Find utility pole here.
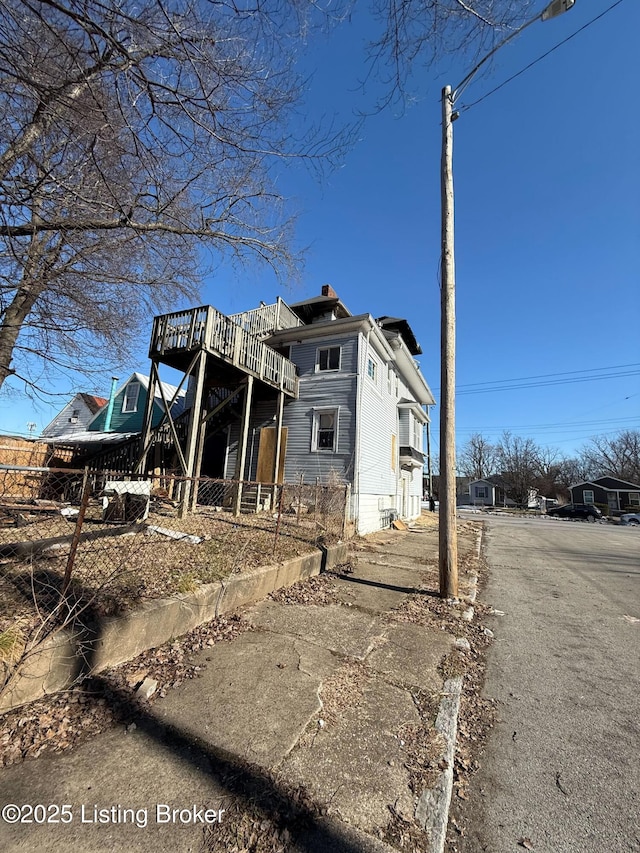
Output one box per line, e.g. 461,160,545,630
439,84,458,598
436,0,576,599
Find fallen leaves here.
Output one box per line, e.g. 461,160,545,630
0,614,249,767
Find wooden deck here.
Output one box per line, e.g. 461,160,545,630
149,305,299,398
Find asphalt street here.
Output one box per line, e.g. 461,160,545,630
455,514,640,853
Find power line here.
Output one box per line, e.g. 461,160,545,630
432,362,640,395
457,369,640,395
454,362,640,390
455,416,639,434
460,0,628,113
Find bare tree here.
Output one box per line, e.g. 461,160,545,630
0,0,350,395
580,430,640,484
495,431,541,507
458,432,496,480
367,0,538,105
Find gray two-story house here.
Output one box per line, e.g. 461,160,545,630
143,286,435,534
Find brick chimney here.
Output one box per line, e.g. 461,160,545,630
321,284,337,298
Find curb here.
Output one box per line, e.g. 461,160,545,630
415,675,464,853
416,521,484,851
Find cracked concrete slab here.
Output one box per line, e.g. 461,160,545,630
280,675,419,835
155,630,339,767
0,724,225,853
367,621,453,692
331,562,427,614
246,601,382,660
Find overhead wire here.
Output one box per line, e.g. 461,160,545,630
431,362,640,396
459,0,628,113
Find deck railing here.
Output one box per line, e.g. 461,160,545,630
229,296,301,339
150,306,298,397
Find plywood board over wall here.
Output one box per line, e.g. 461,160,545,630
256,427,288,484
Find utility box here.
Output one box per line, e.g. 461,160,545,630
102,480,151,523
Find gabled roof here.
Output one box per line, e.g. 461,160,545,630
570,476,640,491
78,393,108,414
41,391,108,436
131,372,187,415
85,372,187,429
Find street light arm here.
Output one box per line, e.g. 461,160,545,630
452,12,542,102
452,0,576,102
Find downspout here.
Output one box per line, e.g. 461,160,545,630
426,405,433,500
103,376,119,432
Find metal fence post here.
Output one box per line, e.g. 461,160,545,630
60,467,91,598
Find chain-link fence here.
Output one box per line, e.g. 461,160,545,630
0,466,351,681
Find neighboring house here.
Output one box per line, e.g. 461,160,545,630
41,393,108,439
467,477,539,509
570,476,640,513
467,478,512,507
143,287,435,534
87,372,187,434
39,375,187,471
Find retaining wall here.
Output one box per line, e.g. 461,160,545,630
0,543,350,713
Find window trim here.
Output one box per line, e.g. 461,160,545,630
367,356,378,383
583,489,595,504
316,346,341,373
628,492,640,506
311,407,339,452
122,382,140,414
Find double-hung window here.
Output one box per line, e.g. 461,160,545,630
367,357,377,382
312,408,338,452
122,382,140,413
583,490,595,504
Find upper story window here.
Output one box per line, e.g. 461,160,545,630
367,357,377,382
317,346,341,372
414,418,422,449
122,382,140,413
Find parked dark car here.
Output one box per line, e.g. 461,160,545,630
547,503,602,522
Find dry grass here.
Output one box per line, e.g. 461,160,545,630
0,506,345,621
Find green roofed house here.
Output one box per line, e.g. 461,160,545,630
87,372,187,434
38,373,187,471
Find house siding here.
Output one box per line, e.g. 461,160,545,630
90,389,162,433
225,336,357,484
469,480,495,506
42,396,101,439
357,335,424,533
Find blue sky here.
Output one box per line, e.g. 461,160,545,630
1,0,638,462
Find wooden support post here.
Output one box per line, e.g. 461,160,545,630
180,350,207,518
137,363,158,475
234,375,254,516
190,409,208,512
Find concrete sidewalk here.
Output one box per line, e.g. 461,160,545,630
0,516,481,853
